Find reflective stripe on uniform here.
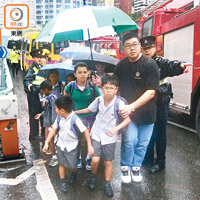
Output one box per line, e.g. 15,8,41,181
159,78,168,86
32,66,45,85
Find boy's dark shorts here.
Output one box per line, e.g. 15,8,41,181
92,139,116,161
56,145,79,169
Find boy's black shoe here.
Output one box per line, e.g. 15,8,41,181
104,182,114,198
69,172,77,185
88,173,96,190
60,182,68,193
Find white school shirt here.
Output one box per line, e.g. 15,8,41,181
88,95,125,145
53,112,87,152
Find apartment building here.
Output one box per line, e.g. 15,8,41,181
134,0,153,13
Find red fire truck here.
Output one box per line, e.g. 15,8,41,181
91,36,126,60
138,0,200,136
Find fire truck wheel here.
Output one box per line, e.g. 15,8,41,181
195,98,200,140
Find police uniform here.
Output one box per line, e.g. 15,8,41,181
10,48,20,78
23,49,45,139
140,36,185,173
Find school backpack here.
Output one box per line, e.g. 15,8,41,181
56,114,89,138
96,96,128,133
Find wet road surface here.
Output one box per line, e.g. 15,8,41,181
0,70,200,200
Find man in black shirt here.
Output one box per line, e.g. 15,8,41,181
114,33,160,183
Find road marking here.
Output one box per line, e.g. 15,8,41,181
0,159,58,200
34,160,58,200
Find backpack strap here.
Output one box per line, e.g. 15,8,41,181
114,96,128,124
70,114,90,138
57,116,61,130
69,81,76,95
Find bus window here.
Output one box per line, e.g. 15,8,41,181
142,17,153,37
96,42,100,52
32,39,36,51
25,39,30,56
38,42,51,52
7,39,21,50
54,41,69,54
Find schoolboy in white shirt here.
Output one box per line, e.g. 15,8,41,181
75,75,130,197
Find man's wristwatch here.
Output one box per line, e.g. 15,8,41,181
131,104,135,112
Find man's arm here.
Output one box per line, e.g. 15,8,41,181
156,56,192,79
120,90,156,118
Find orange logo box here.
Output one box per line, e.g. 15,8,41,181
4,4,29,29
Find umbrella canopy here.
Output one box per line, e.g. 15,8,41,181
60,45,96,59
72,51,119,66
37,62,75,82
36,6,139,43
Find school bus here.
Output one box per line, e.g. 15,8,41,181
21,31,69,71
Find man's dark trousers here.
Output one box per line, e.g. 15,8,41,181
145,103,169,165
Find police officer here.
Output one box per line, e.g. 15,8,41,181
10,45,20,78
140,36,192,173
24,49,45,140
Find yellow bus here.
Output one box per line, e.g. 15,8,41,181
21,31,69,71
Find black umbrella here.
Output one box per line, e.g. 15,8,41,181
72,51,119,68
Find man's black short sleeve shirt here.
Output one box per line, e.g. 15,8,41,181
114,55,160,125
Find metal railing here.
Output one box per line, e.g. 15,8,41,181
0,59,6,91
0,58,13,95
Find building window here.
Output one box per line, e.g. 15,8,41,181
65,0,70,3
45,10,48,14
56,0,61,2
56,10,60,14
45,0,48,2
45,16,48,19
36,11,41,14
36,21,42,24
56,5,61,8
45,5,48,8
36,5,42,9
49,0,53,2
36,0,41,3
65,5,71,8
36,16,42,19
49,5,53,8
49,10,54,13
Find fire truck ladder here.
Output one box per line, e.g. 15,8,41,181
141,0,173,16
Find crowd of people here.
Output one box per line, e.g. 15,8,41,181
22,32,191,198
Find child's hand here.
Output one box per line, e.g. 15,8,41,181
42,99,47,107
88,146,94,157
43,142,49,152
35,113,42,120
106,127,118,137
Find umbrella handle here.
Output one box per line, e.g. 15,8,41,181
87,28,94,62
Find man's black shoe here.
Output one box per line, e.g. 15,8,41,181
69,172,77,185
104,182,114,198
88,173,96,190
149,164,165,174
60,182,68,193
142,159,154,167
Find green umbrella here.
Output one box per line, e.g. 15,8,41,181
36,6,139,43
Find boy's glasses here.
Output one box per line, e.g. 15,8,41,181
103,87,117,91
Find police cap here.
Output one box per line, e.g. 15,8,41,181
140,36,156,48
30,49,42,58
